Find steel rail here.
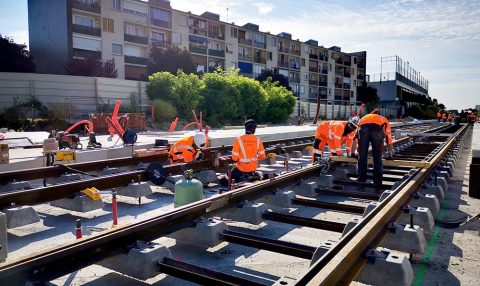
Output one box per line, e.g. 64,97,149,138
296,123,468,286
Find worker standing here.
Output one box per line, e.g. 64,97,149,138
231,119,266,182
169,132,207,163
312,117,359,162
448,113,453,123
436,110,442,122
351,114,393,187
442,113,447,123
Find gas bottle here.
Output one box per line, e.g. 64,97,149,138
174,169,204,208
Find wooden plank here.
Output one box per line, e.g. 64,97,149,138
329,156,431,168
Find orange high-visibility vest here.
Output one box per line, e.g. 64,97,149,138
314,121,354,156
232,134,266,172
169,135,197,163
358,114,393,145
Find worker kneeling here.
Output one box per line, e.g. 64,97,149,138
312,117,359,162
231,119,266,183
352,113,393,187
169,132,207,163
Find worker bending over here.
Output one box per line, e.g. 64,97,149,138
352,113,393,187
312,117,359,163
169,132,207,163
231,119,266,182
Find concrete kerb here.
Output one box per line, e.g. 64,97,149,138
420,184,444,200
3,206,41,229
355,249,414,286
222,201,267,225
0,212,7,262
100,241,172,281
116,181,152,199
288,181,318,197
169,218,227,248
380,223,427,254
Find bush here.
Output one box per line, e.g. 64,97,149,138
261,80,296,123
405,104,436,119
200,71,240,124
171,70,203,119
152,99,177,122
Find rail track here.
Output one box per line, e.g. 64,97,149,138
0,122,468,285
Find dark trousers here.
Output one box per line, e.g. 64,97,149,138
231,167,257,183
357,124,384,185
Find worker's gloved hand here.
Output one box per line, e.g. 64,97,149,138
386,144,394,160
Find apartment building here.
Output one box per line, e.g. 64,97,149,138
28,0,366,103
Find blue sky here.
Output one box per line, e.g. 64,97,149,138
1,0,479,110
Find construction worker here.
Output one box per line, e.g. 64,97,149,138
169,132,207,163
436,110,442,122
448,113,453,123
312,117,359,162
442,113,447,123
231,119,266,182
351,113,393,187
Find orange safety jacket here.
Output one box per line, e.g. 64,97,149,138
358,114,393,145
436,112,441,118
232,134,266,172
442,114,447,120
169,135,197,163
314,121,355,156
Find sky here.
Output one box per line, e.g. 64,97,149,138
0,0,479,110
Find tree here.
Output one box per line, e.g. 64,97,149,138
148,45,196,75
357,85,379,112
261,79,296,123
255,68,291,91
0,34,35,72
65,56,118,78
227,68,266,121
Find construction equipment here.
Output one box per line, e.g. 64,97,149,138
52,120,101,150
106,100,138,145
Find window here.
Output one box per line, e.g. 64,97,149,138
354,57,357,64
124,25,139,36
291,44,296,51
199,20,207,29
328,88,332,95
300,85,305,94
351,91,355,98
353,80,357,86
151,8,171,22
226,43,233,53
303,74,308,81
254,33,265,43
74,15,94,27
179,15,188,26
172,32,181,44
112,43,122,55
301,58,305,66
329,64,332,71
103,18,114,32
230,62,237,68
112,0,121,11
271,37,276,47
267,51,272,61
151,31,164,42
231,27,237,38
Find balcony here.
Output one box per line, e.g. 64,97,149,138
277,61,289,68
123,9,148,25
309,80,319,86
344,73,351,77
253,41,266,49
238,54,253,61
238,38,252,46
254,56,266,64
320,69,328,74
124,34,148,45
357,74,364,80
309,66,318,72
209,49,225,58
72,0,100,14
151,40,171,48
290,49,301,56
125,55,148,65
335,58,344,65
319,55,328,61
72,24,101,37
150,18,171,29
278,46,289,53
335,83,343,89
319,81,328,87
208,31,224,40
343,83,351,89
189,44,207,55
289,78,300,83
73,48,101,59
290,63,300,70
309,54,318,60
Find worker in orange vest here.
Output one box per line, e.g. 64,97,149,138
169,132,207,163
442,113,447,123
436,111,442,122
312,117,359,162
351,113,393,186
231,119,266,182
447,113,453,123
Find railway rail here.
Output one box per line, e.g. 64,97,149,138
0,122,468,285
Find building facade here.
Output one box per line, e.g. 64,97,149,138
28,0,367,103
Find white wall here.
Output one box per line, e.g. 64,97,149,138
0,72,148,120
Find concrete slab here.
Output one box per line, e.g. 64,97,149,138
51,195,103,212
3,206,41,229
116,182,152,199
0,212,7,262
169,218,227,248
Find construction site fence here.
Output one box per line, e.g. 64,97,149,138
293,99,400,120
0,72,148,122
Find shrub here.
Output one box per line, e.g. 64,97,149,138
147,71,175,101
261,80,296,123
152,99,177,122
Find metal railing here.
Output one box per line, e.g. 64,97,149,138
278,46,289,53
150,18,171,29
253,41,266,49
254,57,266,64
309,80,319,86
72,24,101,37
208,49,225,58
124,55,148,65
72,0,100,13
277,61,289,68
124,34,148,45
189,45,207,55
238,38,252,46
73,48,101,59
238,54,253,61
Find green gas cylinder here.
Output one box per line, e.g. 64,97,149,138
174,170,204,208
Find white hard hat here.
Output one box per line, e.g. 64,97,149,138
193,132,206,148
349,116,360,128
